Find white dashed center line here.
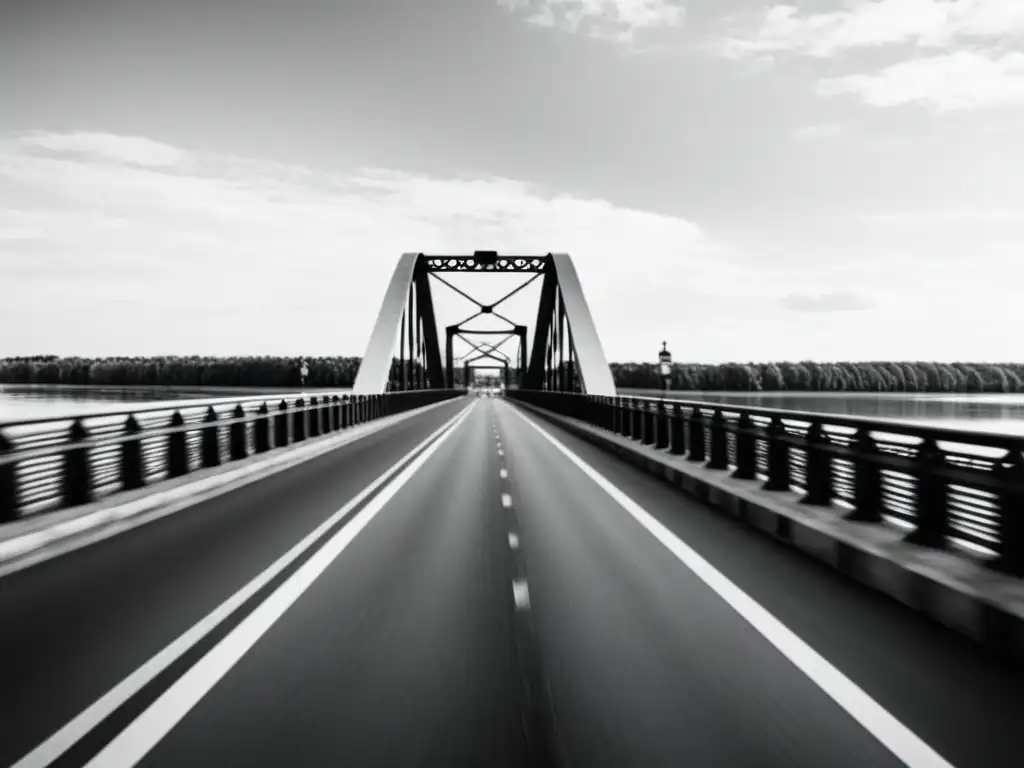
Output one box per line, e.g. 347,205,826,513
501,493,512,508
499,468,508,479
498,449,505,457
512,579,530,609
508,533,519,550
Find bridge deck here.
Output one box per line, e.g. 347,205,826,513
2,398,1022,767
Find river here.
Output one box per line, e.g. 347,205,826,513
3,385,1024,436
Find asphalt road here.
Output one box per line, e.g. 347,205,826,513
2,396,1023,767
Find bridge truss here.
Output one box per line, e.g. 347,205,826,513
352,252,615,396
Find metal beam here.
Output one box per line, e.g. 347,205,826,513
353,253,418,394
549,253,616,396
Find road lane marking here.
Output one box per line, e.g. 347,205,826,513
510,407,956,768
501,493,513,508
509,533,519,550
512,579,530,609
13,402,475,768
498,449,505,457
83,400,476,768
500,468,508,479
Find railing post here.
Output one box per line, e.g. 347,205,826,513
642,401,655,446
254,403,271,453
992,451,1024,576
631,399,642,441
762,417,790,491
655,401,669,450
63,419,92,508
0,430,18,522
308,397,321,438
670,403,685,455
167,411,189,478
275,401,290,447
293,399,307,442
687,408,705,463
202,407,221,468
331,396,341,431
848,430,883,522
732,413,757,480
606,397,616,431
230,404,248,461
616,397,627,436
120,415,145,491
801,421,832,505
341,396,351,429
904,438,948,549
707,409,729,470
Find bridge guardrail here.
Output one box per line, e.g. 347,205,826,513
0,389,464,522
506,390,1024,577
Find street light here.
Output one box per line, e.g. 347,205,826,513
658,341,672,393
299,359,309,389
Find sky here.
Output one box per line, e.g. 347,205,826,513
1,0,1022,365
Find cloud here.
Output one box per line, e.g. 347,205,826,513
0,130,726,359
497,0,685,44
818,50,1024,109
793,123,844,140
19,131,188,168
779,290,875,313
716,1,1024,60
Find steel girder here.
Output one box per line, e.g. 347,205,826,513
354,252,615,396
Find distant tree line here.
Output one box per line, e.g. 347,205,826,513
1,356,1022,393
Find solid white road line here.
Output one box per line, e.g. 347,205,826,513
13,403,475,768
84,401,475,768
501,493,513,509
512,579,530,609
509,407,955,768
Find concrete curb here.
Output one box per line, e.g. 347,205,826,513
0,398,464,576
513,400,1024,662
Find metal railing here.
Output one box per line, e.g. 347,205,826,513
507,390,1024,577
0,389,464,523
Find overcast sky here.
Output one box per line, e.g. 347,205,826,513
1,0,1022,364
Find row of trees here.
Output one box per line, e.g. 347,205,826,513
3,356,1024,393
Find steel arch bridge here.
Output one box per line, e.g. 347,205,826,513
352,252,615,397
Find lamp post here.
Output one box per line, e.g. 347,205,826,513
299,359,309,389
658,341,672,394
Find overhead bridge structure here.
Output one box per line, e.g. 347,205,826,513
351,252,616,396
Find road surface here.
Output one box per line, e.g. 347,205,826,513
2,396,1023,767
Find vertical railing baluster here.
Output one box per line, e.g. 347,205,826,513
687,408,705,463
308,397,321,438
905,437,948,548
801,421,832,505
63,419,92,508
167,411,188,478
707,409,729,470
848,430,883,522
762,417,790,491
642,401,655,446
0,430,16,522
202,407,220,468
670,403,685,455
655,401,669,450
121,415,145,491
275,401,289,447
254,403,271,453
230,404,248,461
341,396,351,429
293,398,307,442
993,451,1024,576
732,413,757,479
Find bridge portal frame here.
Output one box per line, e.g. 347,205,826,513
352,252,615,396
